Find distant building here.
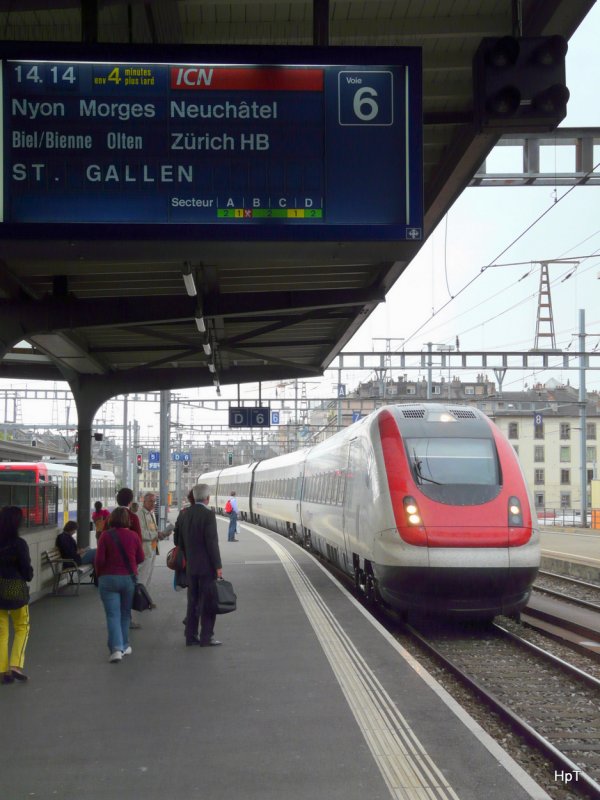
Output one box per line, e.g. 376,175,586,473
353,373,496,403
481,383,599,513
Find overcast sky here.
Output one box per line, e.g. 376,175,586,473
344,2,600,395
2,4,599,435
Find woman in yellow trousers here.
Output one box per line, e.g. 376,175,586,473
0,506,33,684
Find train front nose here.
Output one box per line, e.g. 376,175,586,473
375,543,539,618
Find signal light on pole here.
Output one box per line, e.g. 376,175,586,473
136,453,143,473
473,35,569,132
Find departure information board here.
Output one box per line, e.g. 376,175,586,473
0,43,422,241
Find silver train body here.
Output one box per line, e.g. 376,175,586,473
200,404,540,618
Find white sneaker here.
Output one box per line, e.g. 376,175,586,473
122,646,132,656
109,650,123,663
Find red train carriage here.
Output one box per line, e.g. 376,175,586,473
0,462,55,525
0,462,116,527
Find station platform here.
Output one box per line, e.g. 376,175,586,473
1,519,551,800
540,527,600,582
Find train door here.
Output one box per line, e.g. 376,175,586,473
62,472,69,526
248,461,261,523
342,439,361,556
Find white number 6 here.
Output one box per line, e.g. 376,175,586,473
353,86,379,121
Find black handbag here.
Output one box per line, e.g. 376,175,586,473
214,578,237,614
132,582,153,612
0,544,30,609
0,576,29,609
109,530,154,612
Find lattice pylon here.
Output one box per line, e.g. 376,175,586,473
533,262,557,350
14,394,22,426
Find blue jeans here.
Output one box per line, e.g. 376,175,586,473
81,548,96,565
98,575,134,653
228,511,238,540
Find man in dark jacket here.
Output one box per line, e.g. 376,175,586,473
174,483,223,647
56,521,96,569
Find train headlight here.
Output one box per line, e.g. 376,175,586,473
426,410,457,423
508,496,523,526
403,496,422,525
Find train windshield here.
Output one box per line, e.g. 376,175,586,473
0,469,37,483
406,438,499,486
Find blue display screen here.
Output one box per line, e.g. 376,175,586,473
0,44,422,241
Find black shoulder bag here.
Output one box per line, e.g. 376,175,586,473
0,545,29,609
108,530,154,612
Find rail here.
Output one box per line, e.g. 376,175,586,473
403,621,600,800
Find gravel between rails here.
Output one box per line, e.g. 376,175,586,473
394,618,600,800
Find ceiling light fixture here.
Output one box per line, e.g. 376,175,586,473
208,363,216,373
194,298,206,333
182,262,197,297
203,341,212,356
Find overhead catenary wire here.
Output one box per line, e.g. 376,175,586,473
410,253,599,346
443,212,453,298
399,160,600,350
404,241,599,351
452,253,600,341
413,246,600,349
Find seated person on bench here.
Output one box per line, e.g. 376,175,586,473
56,521,96,568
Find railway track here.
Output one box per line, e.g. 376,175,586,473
525,573,600,661
400,619,600,799
535,571,600,611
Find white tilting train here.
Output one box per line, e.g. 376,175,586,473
200,404,540,619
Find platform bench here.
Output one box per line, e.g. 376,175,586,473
41,547,94,596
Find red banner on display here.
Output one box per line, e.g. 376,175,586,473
170,66,324,91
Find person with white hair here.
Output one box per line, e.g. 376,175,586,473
174,483,223,647
133,491,171,622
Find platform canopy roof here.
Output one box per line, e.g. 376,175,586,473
0,0,594,404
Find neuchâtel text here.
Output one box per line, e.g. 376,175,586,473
11,98,277,123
